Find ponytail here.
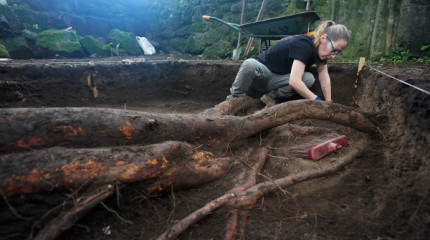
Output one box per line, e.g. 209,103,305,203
312,20,350,65
313,21,336,47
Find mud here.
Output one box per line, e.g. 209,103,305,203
0,57,429,240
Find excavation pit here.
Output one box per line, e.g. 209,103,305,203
0,58,429,240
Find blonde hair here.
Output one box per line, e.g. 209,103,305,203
313,21,350,47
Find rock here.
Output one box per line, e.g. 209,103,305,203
0,15,15,38
202,41,232,59
79,35,103,56
2,36,34,59
21,29,38,41
35,29,84,58
0,43,10,58
184,37,205,55
106,29,142,55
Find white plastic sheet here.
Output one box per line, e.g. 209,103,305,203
136,36,156,55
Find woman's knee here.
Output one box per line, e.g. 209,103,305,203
302,72,315,87
241,59,257,69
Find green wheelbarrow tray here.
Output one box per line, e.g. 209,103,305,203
202,11,320,40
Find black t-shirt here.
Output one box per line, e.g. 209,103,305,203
256,35,316,75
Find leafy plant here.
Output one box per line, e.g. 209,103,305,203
400,50,409,61
224,50,232,58
420,45,430,52
102,43,113,50
112,43,120,56
416,45,430,63
102,43,121,56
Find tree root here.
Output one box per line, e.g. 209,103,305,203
33,185,114,240
0,99,379,239
156,192,237,240
201,97,261,116
0,141,231,196
0,100,377,153
156,139,369,240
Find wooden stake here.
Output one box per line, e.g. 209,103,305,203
357,57,366,76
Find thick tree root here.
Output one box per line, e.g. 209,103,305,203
201,97,261,116
0,141,231,196
156,140,369,240
0,100,377,153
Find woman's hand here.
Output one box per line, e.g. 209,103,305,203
289,60,318,99
317,64,332,102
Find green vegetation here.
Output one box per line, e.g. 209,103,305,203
102,43,122,56
106,29,141,55
368,45,430,64
36,29,83,58
0,43,10,58
79,35,103,56
329,45,430,65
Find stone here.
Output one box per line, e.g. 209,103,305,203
35,29,84,58
0,42,10,57
106,29,142,55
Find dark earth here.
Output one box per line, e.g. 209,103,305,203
0,56,429,240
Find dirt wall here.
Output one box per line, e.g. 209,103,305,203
0,59,358,109
0,59,240,109
356,64,430,239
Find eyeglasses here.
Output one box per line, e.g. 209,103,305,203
326,34,342,55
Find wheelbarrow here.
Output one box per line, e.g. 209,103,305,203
202,11,320,52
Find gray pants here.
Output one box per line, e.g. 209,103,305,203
230,58,315,98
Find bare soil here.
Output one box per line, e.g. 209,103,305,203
0,57,429,240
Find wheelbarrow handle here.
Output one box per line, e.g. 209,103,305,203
202,15,251,37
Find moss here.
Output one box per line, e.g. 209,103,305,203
167,37,186,52
202,40,232,59
35,29,83,58
79,35,103,56
311,0,330,19
176,26,191,37
184,37,205,55
0,43,10,58
106,29,141,55
190,22,209,33
36,29,81,52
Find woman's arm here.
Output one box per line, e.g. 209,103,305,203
317,64,332,102
289,60,318,99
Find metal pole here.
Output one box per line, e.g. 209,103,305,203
243,0,268,58
305,0,311,11
232,0,246,59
